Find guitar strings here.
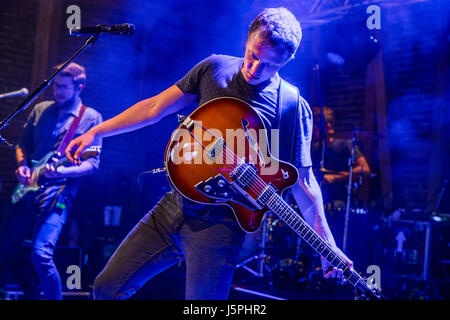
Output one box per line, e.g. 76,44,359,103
223,142,353,274
217,141,371,290
215,143,351,273
189,122,346,263
184,120,351,275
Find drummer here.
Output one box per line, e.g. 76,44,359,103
311,106,371,209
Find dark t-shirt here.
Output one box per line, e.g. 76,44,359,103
144,54,313,224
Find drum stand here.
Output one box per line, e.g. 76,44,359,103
232,217,290,300
235,217,274,288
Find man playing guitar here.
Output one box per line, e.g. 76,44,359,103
66,8,353,300
0,63,102,299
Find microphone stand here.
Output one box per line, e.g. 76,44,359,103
342,129,357,254
433,179,448,216
0,34,100,149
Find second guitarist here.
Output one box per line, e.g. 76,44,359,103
0,62,102,300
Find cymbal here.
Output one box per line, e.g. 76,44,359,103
333,131,385,140
319,167,378,178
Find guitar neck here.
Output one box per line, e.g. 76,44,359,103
266,193,365,288
34,157,68,178
53,157,70,168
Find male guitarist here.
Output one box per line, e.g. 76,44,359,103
0,62,102,299
66,8,353,299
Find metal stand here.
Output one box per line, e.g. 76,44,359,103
235,218,271,279
423,222,431,281
233,216,288,299
342,130,357,253
0,34,100,148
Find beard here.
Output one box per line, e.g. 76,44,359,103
55,94,77,110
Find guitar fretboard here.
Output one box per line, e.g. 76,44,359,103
265,192,364,287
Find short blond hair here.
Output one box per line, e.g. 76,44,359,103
248,7,302,60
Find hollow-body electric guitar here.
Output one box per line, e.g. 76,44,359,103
11,147,100,204
164,97,383,300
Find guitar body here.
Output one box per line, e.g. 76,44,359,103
164,97,298,232
11,152,56,203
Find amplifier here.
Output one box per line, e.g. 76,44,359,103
378,218,450,280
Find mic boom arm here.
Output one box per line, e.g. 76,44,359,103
1,23,135,148
0,35,99,148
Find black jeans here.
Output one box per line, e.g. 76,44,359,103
93,192,245,300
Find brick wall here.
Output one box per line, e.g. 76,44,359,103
382,1,448,210
0,0,39,204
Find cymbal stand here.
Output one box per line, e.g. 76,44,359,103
235,217,273,287
342,130,357,253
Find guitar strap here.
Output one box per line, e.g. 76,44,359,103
276,78,302,211
37,105,88,212
56,105,87,155
276,78,299,164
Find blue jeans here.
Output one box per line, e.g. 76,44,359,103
0,192,68,300
93,192,245,300
30,207,67,300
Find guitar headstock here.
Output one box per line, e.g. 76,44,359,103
354,281,385,300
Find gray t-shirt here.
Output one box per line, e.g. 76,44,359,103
148,54,313,224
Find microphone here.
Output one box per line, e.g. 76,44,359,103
70,23,135,36
0,88,29,100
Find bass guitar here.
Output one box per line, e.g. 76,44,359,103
164,97,383,300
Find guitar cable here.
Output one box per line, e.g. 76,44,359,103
137,166,166,191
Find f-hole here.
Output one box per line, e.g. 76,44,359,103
241,118,265,166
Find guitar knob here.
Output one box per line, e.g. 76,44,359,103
218,180,225,187
203,185,211,193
